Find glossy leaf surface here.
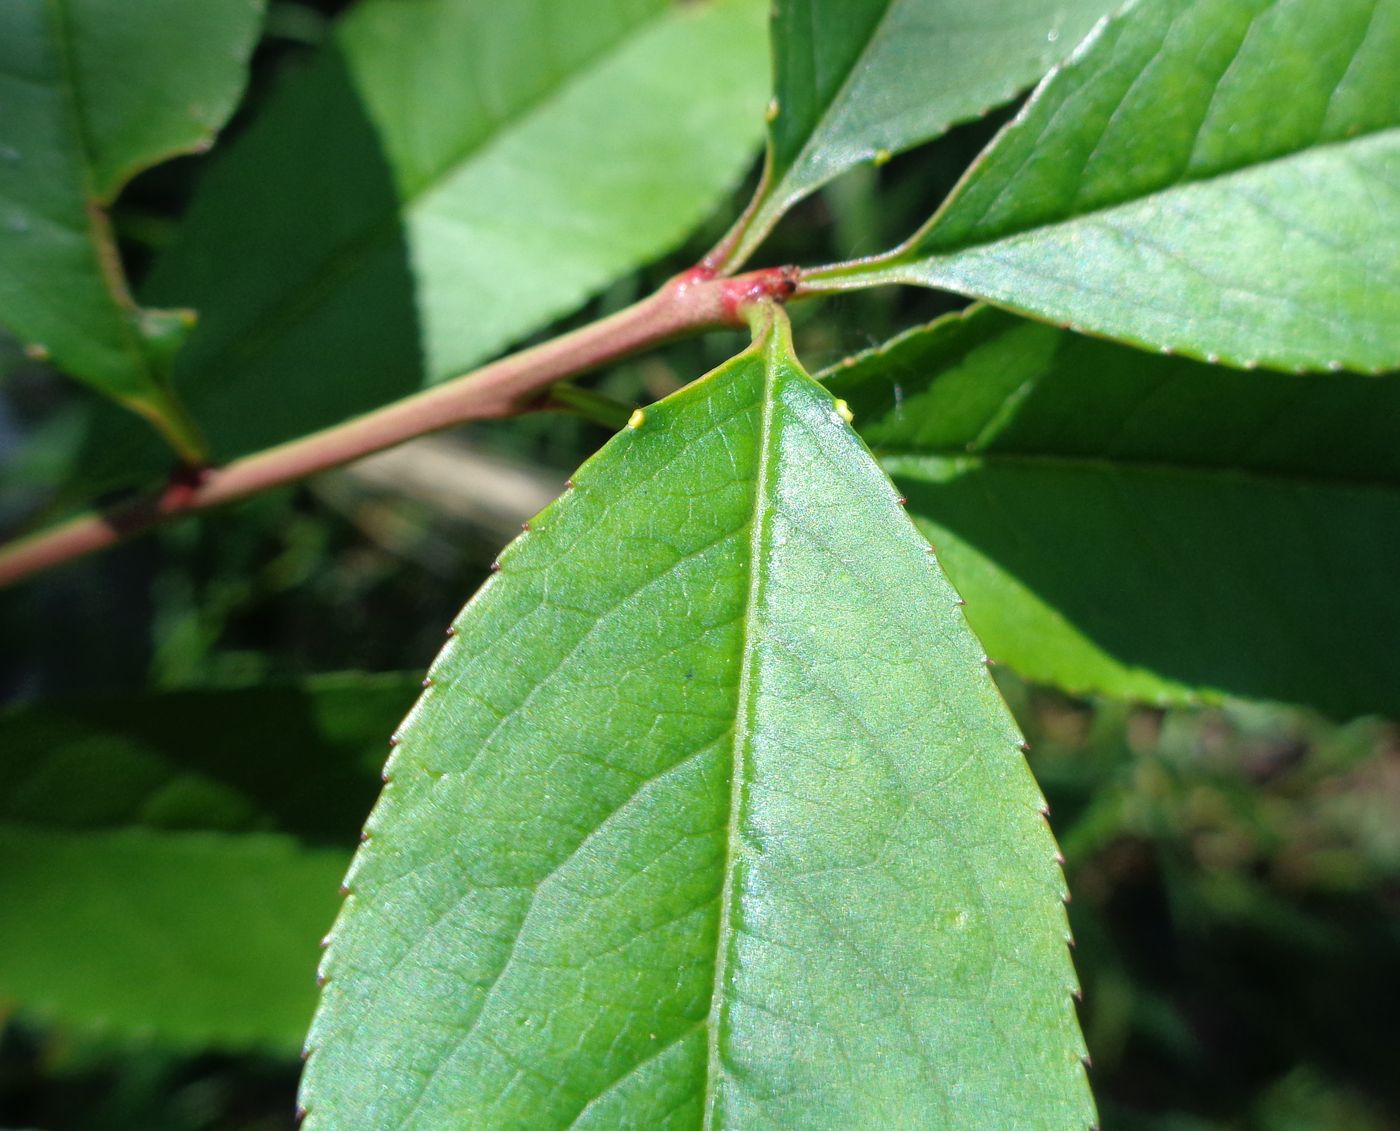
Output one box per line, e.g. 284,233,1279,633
728,0,1113,265
814,0,1400,373
81,0,769,487
827,305,1400,719
301,316,1090,1128
0,675,414,1050
0,0,263,455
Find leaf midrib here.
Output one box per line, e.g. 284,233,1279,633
702,330,779,1130
41,0,151,391
897,122,1400,276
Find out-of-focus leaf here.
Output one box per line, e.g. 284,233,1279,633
811,0,1400,374
0,674,415,1051
726,0,1113,265
80,0,768,490
827,304,1400,719
0,827,343,1052
0,0,265,457
300,313,1090,1129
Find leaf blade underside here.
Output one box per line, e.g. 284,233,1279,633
300,316,1090,1129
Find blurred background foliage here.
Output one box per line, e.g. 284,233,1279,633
1,2,1396,1129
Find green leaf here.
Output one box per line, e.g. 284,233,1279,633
826,304,1400,719
301,313,1090,1128
0,0,265,458
0,827,344,1053
725,0,1113,266
810,0,1400,374
79,0,768,488
0,674,416,1051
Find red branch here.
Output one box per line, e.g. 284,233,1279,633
0,264,801,587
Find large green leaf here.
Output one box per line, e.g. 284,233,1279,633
72,0,769,489
810,0,1400,374
0,674,415,1051
0,0,264,458
826,304,1400,719
725,0,1113,266
301,313,1090,1128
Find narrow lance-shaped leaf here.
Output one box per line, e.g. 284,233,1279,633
723,0,1113,267
809,0,1400,374
301,311,1091,1129
76,0,769,492
0,0,265,459
0,674,415,1051
826,304,1400,719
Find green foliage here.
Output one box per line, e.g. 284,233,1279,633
814,0,1400,373
0,676,415,1050
300,314,1090,1128
0,0,265,458
84,0,771,486
727,0,1113,264
2,0,1398,1127
826,304,1400,719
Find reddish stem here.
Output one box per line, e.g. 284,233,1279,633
0,265,801,587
